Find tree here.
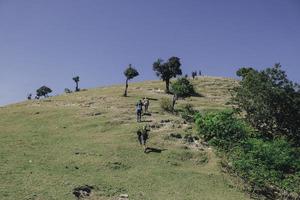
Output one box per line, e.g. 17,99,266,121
123,64,139,97
72,76,80,92
231,63,300,143
36,86,52,98
236,67,255,78
170,77,195,110
153,56,182,93
192,71,197,79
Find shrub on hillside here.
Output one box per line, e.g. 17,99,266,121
195,110,250,150
170,77,196,110
170,77,195,98
160,97,173,112
230,138,300,193
36,86,52,98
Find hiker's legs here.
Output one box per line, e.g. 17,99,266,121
139,111,142,122
137,111,140,122
145,105,148,113
137,110,142,122
138,135,142,145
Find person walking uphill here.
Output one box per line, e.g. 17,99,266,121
136,99,143,122
143,97,150,113
137,125,150,152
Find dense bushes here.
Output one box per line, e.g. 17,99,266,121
195,109,300,196
230,138,300,193
195,110,250,150
231,64,300,144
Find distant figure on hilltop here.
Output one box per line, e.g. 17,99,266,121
27,93,32,100
136,99,143,122
137,125,150,152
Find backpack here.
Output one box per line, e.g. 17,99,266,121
136,102,142,111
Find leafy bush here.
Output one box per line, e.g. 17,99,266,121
170,77,195,98
195,110,250,150
160,97,173,112
231,64,300,143
36,86,52,98
230,138,300,192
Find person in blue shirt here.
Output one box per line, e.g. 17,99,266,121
136,99,143,122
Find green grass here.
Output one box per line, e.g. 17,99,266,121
0,76,250,200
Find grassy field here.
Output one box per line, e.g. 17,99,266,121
0,76,250,200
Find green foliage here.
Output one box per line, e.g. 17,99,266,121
231,63,300,143
123,64,139,96
170,77,195,98
153,56,182,93
236,67,255,78
195,110,250,150
72,76,80,82
230,138,300,192
36,86,52,97
160,97,173,112
124,64,139,80
195,109,300,194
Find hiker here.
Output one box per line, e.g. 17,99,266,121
137,125,150,152
143,97,150,113
27,93,32,100
136,99,143,122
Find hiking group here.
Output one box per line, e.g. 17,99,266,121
136,97,150,123
135,97,151,152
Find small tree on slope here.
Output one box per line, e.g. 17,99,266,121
72,76,80,92
36,86,52,98
170,77,195,110
123,64,139,97
153,56,182,93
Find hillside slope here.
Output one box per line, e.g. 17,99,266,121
0,76,250,200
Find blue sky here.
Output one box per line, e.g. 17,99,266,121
0,0,299,106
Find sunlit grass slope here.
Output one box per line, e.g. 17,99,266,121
0,76,250,200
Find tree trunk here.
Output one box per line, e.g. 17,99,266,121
124,79,128,96
165,79,170,93
172,94,177,111
75,82,79,91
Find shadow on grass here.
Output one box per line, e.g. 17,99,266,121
141,120,153,123
144,147,167,154
192,92,204,97
148,97,158,101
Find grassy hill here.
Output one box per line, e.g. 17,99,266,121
0,76,251,200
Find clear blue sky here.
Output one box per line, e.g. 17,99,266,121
0,0,299,106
